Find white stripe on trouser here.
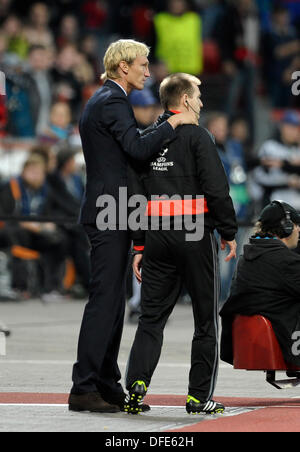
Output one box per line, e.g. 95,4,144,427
206,233,220,401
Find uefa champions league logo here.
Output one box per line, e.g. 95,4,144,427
0,71,6,96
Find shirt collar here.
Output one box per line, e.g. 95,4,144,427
108,79,127,97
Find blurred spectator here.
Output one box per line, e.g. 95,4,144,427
215,0,260,144
227,116,252,220
80,34,100,78
2,14,29,59
29,142,90,296
252,110,300,210
47,0,82,23
48,146,90,296
261,5,300,108
50,44,83,120
131,2,154,42
206,111,251,302
129,88,159,130
23,2,54,49
5,58,36,137
0,0,12,24
81,0,109,33
147,60,169,103
29,143,57,175
39,101,73,144
255,0,272,31
0,154,68,299
23,44,53,135
56,14,80,49
0,154,50,215
55,146,84,209
205,112,229,173
199,0,226,39
153,0,203,75
72,51,95,87
281,0,300,29
29,143,83,219
226,115,253,298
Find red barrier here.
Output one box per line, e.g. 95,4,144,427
233,315,300,371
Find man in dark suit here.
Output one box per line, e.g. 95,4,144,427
69,39,197,413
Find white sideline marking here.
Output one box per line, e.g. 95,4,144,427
0,403,298,409
0,404,68,407
0,404,181,409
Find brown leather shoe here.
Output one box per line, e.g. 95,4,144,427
68,392,120,413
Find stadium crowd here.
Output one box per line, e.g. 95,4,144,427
0,0,300,308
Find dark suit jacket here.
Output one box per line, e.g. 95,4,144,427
79,79,175,225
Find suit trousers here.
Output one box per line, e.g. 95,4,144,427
71,225,130,397
126,229,220,402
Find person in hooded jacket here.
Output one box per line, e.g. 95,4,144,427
220,200,300,369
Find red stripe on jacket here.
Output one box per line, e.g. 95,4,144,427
145,198,209,217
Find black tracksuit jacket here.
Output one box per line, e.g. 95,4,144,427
128,111,237,247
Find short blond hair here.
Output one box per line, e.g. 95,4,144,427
102,39,150,80
159,73,201,110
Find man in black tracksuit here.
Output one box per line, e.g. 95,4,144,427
125,73,238,415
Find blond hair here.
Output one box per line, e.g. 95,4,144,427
159,73,201,110
101,39,150,81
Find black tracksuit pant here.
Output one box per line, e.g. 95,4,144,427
71,225,131,397
126,229,220,402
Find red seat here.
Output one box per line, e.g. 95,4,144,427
233,315,300,371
